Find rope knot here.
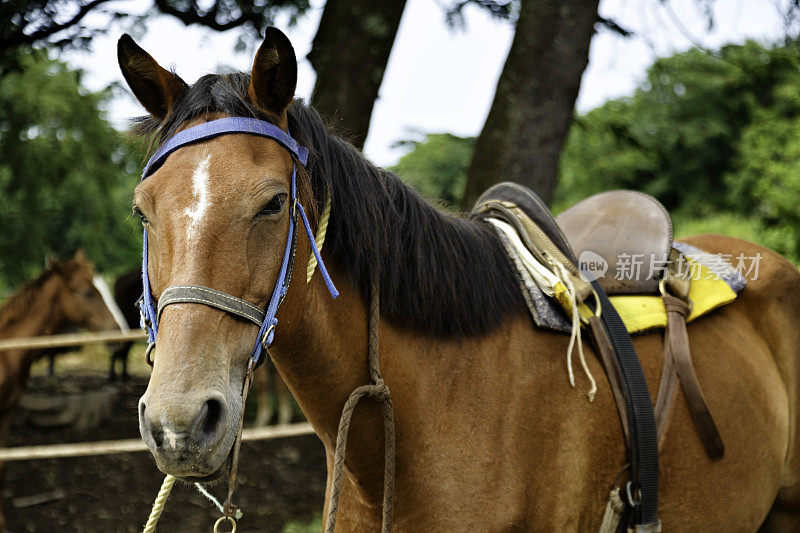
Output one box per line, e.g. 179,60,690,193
368,380,390,401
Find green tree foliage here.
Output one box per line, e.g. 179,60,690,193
724,104,800,259
0,0,311,71
0,51,141,289
556,40,800,260
393,40,800,260
390,133,474,210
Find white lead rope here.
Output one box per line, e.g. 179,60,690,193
551,259,597,402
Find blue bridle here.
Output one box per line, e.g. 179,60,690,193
138,117,338,366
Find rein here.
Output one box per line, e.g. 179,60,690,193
325,275,395,533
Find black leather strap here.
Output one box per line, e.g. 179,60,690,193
591,279,660,527
156,285,266,326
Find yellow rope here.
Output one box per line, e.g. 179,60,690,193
307,196,332,284
143,474,176,533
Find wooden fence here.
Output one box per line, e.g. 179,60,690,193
0,330,317,461
0,330,147,351
0,423,315,462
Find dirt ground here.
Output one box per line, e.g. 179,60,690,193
3,351,327,533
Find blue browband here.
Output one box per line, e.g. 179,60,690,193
138,117,338,365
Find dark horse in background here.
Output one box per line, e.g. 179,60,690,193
120,29,800,531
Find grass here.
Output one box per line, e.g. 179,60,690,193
29,341,150,379
282,514,322,533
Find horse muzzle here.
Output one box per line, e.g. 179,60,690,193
138,390,234,478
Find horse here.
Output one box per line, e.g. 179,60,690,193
0,250,118,529
42,270,133,380
107,268,144,381
105,265,294,418
119,29,800,531
45,264,293,419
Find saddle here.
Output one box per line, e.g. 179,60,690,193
472,183,730,532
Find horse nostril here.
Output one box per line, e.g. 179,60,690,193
139,399,164,448
197,396,225,441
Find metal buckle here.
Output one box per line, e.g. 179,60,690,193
658,278,669,297
261,324,275,349
144,342,156,367
626,481,641,507
659,278,693,313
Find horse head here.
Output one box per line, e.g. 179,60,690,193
119,29,316,481
50,250,119,332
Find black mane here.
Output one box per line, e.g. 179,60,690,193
136,73,526,338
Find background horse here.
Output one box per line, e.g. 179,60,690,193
43,269,134,381
120,29,800,530
0,250,118,529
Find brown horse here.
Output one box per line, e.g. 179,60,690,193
0,250,118,528
120,29,800,530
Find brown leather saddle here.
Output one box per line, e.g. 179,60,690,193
472,182,724,532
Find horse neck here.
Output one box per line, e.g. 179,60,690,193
0,275,64,418
270,259,388,502
0,275,64,341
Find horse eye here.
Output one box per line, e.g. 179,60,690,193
258,193,287,217
133,205,148,225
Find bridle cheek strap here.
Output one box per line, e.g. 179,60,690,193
137,117,338,366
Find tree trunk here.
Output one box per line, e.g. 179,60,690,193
460,0,599,210
308,0,407,150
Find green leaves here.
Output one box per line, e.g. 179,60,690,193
389,133,475,211
0,51,141,289
556,40,800,261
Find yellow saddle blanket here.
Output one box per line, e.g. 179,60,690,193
496,239,746,335
609,256,737,334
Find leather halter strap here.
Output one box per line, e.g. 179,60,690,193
137,117,337,367
156,285,266,326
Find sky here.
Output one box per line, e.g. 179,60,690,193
65,0,794,167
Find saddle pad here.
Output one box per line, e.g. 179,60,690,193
496,234,747,335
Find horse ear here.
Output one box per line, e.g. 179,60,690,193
248,27,297,122
117,34,188,119
73,249,87,263
47,255,67,276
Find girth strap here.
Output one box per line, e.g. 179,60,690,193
590,279,660,528
156,285,266,326
588,316,629,440
656,294,724,459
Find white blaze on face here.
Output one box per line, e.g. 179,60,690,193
184,153,212,240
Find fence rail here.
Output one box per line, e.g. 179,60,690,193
0,423,315,462
0,330,147,351
0,331,318,463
